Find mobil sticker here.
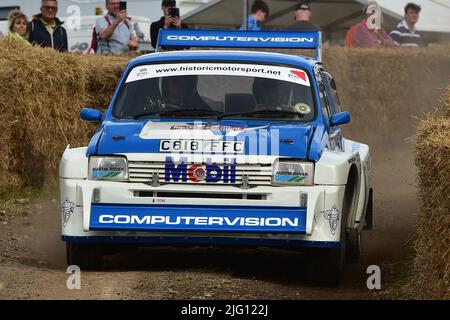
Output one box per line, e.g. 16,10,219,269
165,157,236,184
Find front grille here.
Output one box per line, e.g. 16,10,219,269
128,161,273,186
134,191,267,200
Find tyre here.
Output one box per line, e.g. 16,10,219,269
346,228,361,263
347,188,372,262
306,182,353,286
306,222,346,286
363,188,373,230
66,243,105,270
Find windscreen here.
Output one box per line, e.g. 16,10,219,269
113,63,315,121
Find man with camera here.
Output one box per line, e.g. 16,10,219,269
150,0,188,49
95,0,138,54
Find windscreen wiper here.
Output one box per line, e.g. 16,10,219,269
218,108,305,120
133,101,179,119
133,111,161,119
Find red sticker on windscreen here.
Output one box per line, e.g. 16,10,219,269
290,70,307,82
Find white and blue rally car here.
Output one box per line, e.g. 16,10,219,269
60,30,372,285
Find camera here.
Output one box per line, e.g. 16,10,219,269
168,7,180,19
168,7,180,28
119,1,127,11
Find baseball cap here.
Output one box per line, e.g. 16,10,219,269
296,4,311,11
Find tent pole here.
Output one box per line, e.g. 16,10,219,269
243,0,248,30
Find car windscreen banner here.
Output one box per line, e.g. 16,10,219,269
157,29,321,50
125,63,311,87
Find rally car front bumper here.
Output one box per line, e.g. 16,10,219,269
60,179,345,248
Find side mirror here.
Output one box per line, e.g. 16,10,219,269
330,112,351,127
81,108,102,122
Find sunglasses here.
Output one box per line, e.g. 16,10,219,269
42,6,58,11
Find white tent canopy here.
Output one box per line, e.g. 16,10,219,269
183,0,450,34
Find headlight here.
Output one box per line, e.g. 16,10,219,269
89,156,128,181
272,160,314,186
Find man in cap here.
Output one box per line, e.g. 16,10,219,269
288,3,320,31
389,3,423,47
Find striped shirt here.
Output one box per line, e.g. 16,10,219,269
389,20,422,47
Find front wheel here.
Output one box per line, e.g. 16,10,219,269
346,229,362,263
306,222,347,286
306,185,351,286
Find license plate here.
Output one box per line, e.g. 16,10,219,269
160,140,244,154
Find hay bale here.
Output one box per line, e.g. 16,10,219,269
0,38,84,191
0,38,128,193
81,54,129,110
322,46,450,145
444,86,450,117
410,88,450,299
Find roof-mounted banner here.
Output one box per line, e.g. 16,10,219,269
156,29,323,62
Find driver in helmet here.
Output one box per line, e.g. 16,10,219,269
252,78,311,119
161,75,209,110
251,78,296,116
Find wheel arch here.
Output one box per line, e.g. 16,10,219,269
60,146,89,179
314,150,364,230
344,164,360,230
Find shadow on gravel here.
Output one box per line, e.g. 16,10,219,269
102,246,363,287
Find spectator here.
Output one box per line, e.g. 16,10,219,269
28,0,68,52
288,3,320,32
6,10,31,45
346,3,396,48
389,3,422,47
151,0,188,49
96,0,138,55
240,0,269,31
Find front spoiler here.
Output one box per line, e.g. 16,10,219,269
60,179,346,246
62,235,339,248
